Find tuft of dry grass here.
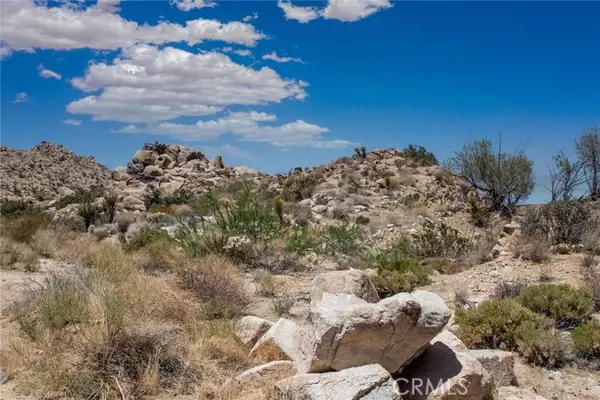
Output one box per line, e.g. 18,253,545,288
0,237,39,271
512,237,551,264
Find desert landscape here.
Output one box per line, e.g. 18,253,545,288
0,136,599,400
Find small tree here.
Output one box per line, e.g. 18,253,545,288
353,146,367,160
575,127,600,199
547,152,584,202
400,144,439,166
445,138,534,212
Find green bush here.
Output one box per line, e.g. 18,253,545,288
281,174,317,202
286,228,320,256
456,299,552,351
3,211,52,243
77,200,100,230
517,284,594,326
571,321,600,359
371,258,432,297
174,220,228,258
400,144,439,166
0,199,32,217
316,219,365,256
413,221,471,259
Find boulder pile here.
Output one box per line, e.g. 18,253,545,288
234,270,528,400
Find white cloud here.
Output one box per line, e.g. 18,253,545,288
62,119,82,126
263,51,304,64
242,13,258,22
234,49,252,57
96,0,120,13
322,0,393,22
67,45,307,123
277,0,319,23
37,64,62,80
14,93,28,103
171,0,216,12
115,111,354,149
277,0,392,23
1,0,264,55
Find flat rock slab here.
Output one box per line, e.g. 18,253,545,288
249,318,310,364
236,316,273,348
274,364,400,400
470,349,517,388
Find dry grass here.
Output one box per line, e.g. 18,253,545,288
7,238,258,399
256,273,277,297
0,237,39,271
512,237,551,264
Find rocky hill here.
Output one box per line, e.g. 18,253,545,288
0,142,111,202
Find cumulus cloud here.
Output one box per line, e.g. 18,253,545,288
0,0,264,55
277,0,319,23
67,45,307,123
96,0,120,13
323,0,393,22
234,49,252,57
14,93,28,103
278,0,392,23
62,119,82,126
37,64,62,80
170,0,216,12
263,51,304,64
116,111,353,149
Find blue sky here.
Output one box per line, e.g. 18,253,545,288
1,1,599,203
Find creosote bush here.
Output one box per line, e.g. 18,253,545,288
456,299,552,352
521,200,593,245
399,144,439,166
517,284,594,327
571,321,600,361
281,174,318,202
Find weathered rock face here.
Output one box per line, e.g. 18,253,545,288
249,318,310,363
496,387,548,400
470,350,517,388
310,269,380,306
274,364,400,400
398,331,493,400
235,316,273,348
299,291,451,374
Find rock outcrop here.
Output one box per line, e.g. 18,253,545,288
310,269,380,306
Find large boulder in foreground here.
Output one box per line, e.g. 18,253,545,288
299,290,451,373
310,269,380,306
398,331,493,400
470,349,517,387
274,364,400,400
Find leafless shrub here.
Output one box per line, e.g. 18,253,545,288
272,295,295,317
493,281,526,299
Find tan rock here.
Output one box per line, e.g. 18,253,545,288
496,387,548,400
235,360,295,383
249,318,310,364
275,364,400,400
398,330,493,400
470,349,517,387
236,316,273,348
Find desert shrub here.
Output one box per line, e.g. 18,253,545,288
400,144,438,166
0,237,39,271
284,202,312,227
456,299,552,351
372,260,432,297
102,192,119,223
517,328,569,369
582,263,600,312
512,237,551,264
355,215,370,225
467,195,491,228
522,201,592,245
517,284,594,327
571,321,600,360
413,221,471,259
462,234,496,267
454,289,471,309
286,228,320,256
14,273,90,341
134,237,183,273
352,146,367,160
316,219,365,256
3,211,52,243
493,281,526,299
281,174,317,202
0,199,32,217
125,226,171,252
174,219,228,258
179,255,249,319
143,187,163,210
